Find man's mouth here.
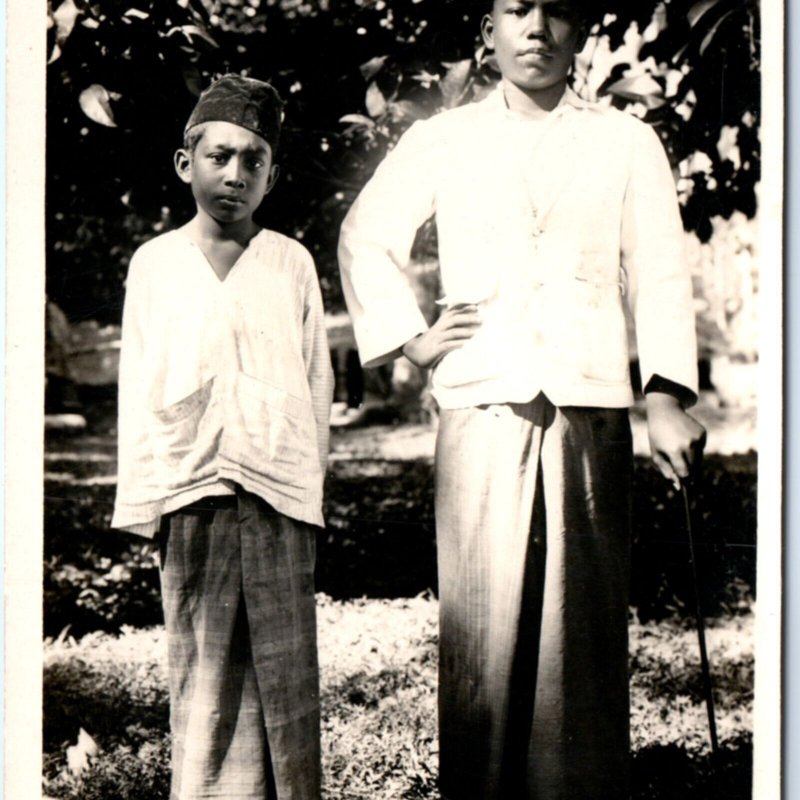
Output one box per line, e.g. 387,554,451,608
519,47,553,59
218,196,245,205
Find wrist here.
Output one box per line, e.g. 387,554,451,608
400,334,422,357
645,391,682,411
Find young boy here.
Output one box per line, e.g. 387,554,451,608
338,2,705,798
112,74,333,800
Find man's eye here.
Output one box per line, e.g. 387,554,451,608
248,160,264,171
547,4,572,18
209,154,226,164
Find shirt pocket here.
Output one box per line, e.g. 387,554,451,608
222,371,317,491
573,253,629,384
149,378,218,487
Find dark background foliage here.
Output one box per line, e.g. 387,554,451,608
47,0,760,324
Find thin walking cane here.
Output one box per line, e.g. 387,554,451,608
680,481,720,758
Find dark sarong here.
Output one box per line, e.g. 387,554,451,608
159,489,320,800
435,395,633,800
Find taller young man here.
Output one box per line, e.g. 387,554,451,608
339,1,705,798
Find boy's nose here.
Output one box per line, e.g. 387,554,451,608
224,159,246,188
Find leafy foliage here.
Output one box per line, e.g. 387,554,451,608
46,0,759,323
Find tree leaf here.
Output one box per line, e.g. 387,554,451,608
124,8,150,20
688,0,722,28
440,59,472,109
388,100,425,123
606,74,667,109
78,84,118,128
340,114,376,128
48,0,81,63
166,24,219,48
182,66,205,97
365,83,387,118
359,55,388,81
699,10,736,55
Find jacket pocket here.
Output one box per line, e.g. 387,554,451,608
573,269,629,384
149,378,218,485
222,372,317,491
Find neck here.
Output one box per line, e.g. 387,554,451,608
188,210,259,248
501,78,568,119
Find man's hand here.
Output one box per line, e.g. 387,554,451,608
646,392,706,489
401,303,482,369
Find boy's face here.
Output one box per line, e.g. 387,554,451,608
482,0,588,94
175,121,278,226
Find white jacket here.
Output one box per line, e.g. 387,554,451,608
112,228,333,536
338,87,698,410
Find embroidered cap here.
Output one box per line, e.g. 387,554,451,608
184,74,284,154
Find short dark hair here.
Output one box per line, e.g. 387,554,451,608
479,0,603,25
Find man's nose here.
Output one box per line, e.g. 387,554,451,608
526,6,548,37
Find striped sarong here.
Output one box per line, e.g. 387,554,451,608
159,489,320,800
435,394,633,800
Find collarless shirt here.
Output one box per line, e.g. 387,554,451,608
112,228,334,537
338,86,698,410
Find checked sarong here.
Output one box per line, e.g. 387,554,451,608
159,489,320,800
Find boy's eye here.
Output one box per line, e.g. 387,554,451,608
209,153,227,164
248,159,264,171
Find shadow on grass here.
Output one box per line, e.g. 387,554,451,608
44,448,755,636
632,740,753,800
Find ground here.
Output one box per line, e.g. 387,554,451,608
42,390,758,799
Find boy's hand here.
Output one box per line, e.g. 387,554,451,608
646,392,706,489
401,303,482,369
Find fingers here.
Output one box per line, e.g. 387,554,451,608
653,453,681,490
648,409,706,488
404,304,483,369
684,421,707,480
433,304,482,347
436,305,482,331
652,451,680,490
655,434,705,489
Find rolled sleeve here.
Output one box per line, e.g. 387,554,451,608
338,121,438,367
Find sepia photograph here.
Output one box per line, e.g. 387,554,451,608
5,0,783,797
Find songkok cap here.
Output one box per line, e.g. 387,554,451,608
184,74,284,154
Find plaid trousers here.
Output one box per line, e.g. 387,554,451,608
159,489,321,800
435,395,633,800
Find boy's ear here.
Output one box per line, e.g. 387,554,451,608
480,13,495,50
264,164,280,196
174,149,193,184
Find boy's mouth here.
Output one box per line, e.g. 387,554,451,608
218,195,245,206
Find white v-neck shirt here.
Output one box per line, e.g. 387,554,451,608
112,228,334,537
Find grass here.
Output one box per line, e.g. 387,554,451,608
43,595,753,800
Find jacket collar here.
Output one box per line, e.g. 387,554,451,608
485,82,595,118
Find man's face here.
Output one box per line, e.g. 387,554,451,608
482,0,587,94
176,120,278,225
